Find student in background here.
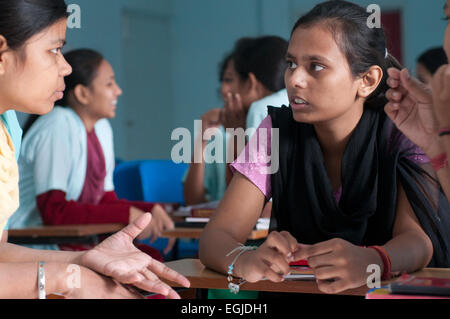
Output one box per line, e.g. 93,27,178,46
385,0,450,202
183,54,233,206
10,49,175,260
183,36,289,206
0,0,189,299
200,0,450,295
416,47,448,87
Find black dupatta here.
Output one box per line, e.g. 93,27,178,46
269,106,450,267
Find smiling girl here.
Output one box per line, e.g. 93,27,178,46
10,49,174,260
199,0,450,294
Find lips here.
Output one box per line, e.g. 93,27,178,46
290,95,310,111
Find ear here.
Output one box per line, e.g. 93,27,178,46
247,72,269,97
73,84,91,105
0,35,9,75
357,65,383,98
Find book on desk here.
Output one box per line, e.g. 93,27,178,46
177,217,270,231
366,273,450,299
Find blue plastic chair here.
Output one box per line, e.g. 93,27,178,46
139,160,188,204
113,160,197,260
113,161,144,201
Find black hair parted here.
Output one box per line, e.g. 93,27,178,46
0,0,68,50
292,0,402,110
232,36,288,93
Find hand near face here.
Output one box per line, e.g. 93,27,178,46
431,64,450,128
80,213,190,299
384,68,440,154
201,108,222,137
220,92,247,130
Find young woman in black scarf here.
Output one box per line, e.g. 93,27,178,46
199,0,450,295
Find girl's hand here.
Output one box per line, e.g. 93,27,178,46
234,231,298,283
201,108,222,136
130,205,175,242
384,68,442,156
220,93,246,130
79,213,190,299
293,239,381,294
431,64,450,128
146,204,175,243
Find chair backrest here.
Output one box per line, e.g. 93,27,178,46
113,161,144,201
139,160,188,204
114,160,188,204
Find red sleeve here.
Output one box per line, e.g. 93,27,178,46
100,191,156,213
37,190,131,225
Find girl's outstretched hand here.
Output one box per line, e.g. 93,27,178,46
78,213,190,299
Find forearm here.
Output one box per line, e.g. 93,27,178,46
0,242,83,265
199,226,247,275
384,230,433,274
183,137,208,205
0,262,71,299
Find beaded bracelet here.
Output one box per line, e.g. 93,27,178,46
368,246,392,281
226,244,258,294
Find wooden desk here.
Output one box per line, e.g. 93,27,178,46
163,228,268,240
8,224,125,245
163,259,450,297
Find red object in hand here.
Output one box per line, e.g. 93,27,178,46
289,259,309,266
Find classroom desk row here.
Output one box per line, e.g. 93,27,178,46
7,223,268,245
163,259,450,298
8,224,450,299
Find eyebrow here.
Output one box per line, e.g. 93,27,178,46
286,52,331,64
51,39,67,46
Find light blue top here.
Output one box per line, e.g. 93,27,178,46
0,110,23,231
246,89,289,130
9,107,115,234
184,89,289,203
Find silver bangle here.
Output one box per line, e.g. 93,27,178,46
38,262,46,300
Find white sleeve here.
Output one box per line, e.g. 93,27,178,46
97,120,115,192
31,125,73,196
